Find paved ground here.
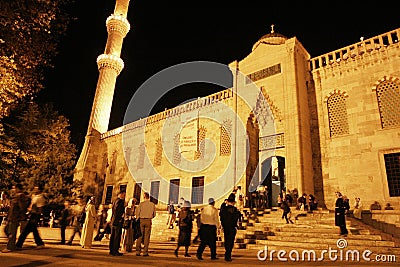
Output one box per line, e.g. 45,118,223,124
0,226,398,266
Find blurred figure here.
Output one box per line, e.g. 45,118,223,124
121,198,137,252
174,200,194,258
2,184,28,253
166,200,176,229
16,185,46,249
94,204,107,241
59,200,72,244
80,196,96,249
66,196,85,245
353,197,363,219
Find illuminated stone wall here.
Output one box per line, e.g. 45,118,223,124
311,28,400,209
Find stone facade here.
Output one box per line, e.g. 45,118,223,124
74,0,400,210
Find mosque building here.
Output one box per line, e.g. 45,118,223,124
74,0,400,210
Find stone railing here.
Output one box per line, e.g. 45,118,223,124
310,28,400,70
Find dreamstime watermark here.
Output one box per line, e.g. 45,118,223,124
257,239,396,263
122,61,276,204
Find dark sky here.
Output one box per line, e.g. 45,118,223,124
40,0,399,150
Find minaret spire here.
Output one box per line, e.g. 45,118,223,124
74,0,131,190
88,0,130,134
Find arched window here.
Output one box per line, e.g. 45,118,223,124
326,93,349,137
375,79,400,129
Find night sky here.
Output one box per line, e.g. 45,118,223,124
39,0,399,150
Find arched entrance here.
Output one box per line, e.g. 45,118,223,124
260,156,286,207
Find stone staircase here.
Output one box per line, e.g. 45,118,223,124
236,207,400,255
149,207,400,257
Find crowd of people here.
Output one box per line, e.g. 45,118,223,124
2,182,396,260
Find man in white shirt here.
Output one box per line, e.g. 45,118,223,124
135,192,156,256
196,198,219,260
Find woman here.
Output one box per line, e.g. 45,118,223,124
121,198,137,252
80,196,96,249
174,200,194,257
94,204,107,241
353,197,363,219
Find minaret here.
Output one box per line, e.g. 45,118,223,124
74,0,130,186
88,0,130,134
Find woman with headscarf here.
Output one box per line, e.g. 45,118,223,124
174,200,194,257
80,196,96,249
121,198,137,252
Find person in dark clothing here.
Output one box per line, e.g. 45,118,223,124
219,193,241,262
335,192,350,236
59,200,71,244
16,185,46,249
281,200,294,224
174,201,194,257
109,190,126,256
2,184,29,253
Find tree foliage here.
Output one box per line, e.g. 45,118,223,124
0,0,73,118
0,102,78,204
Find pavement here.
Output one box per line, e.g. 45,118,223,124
0,226,398,266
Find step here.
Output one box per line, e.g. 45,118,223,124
265,236,395,247
271,231,382,240
246,244,400,257
253,240,396,251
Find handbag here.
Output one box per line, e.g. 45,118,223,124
122,219,131,229
132,218,142,240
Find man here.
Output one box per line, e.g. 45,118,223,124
219,193,241,261
335,192,349,236
66,196,85,245
2,184,28,253
135,192,156,256
109,190,126,256
196,198,219,260
16,185,46,249
59,200,71,244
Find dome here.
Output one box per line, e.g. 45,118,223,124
252,25,288,51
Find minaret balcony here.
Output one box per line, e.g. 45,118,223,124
106,14,130,37
96,54,124,74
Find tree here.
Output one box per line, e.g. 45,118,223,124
0,0,73,118
0,101,78,204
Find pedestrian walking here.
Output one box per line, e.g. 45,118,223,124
93,204,107,241
174,200,194,258
59,200,72,244
66,196,86,245
80,196,96,249
109,190,126,256
196,198,219,260
219,193,241,261
135,192,156,256
166,200,176,229
16,185,46,249
2,184,29,253
121,198,137,252
335,192,350,236
281,200,294,224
